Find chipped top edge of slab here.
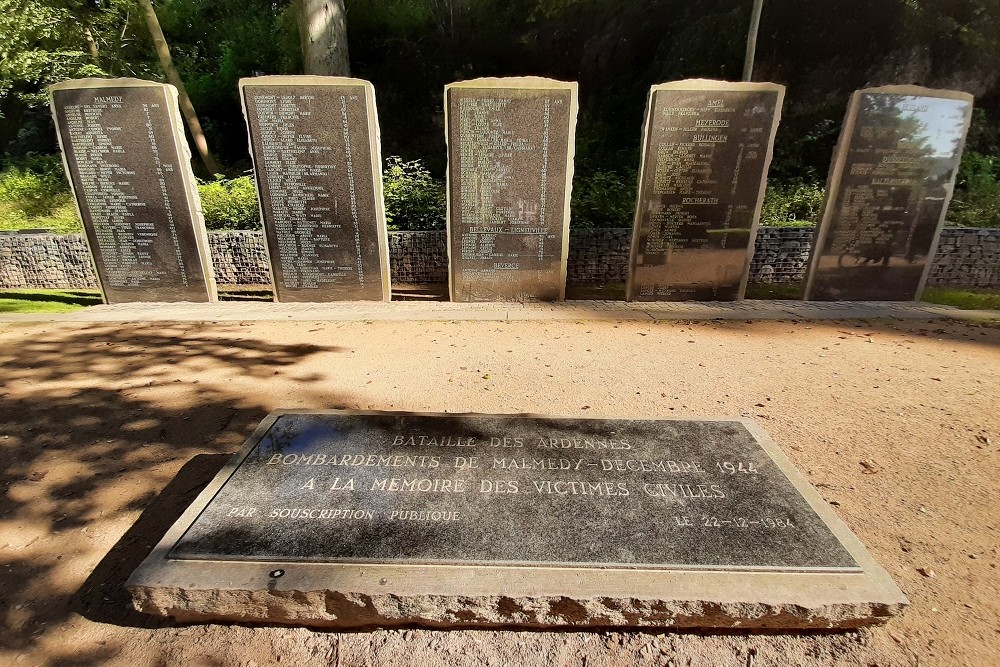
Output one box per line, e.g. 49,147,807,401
238,75,374,90
854,84,974,102
649,79,785,93
48,77,170,91
446,76,578,91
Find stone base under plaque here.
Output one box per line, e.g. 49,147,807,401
129,561,905,629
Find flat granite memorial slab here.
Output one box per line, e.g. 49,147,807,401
445,78,578,302
627,80,784,302
49,78,216,303
240,76,390,302
804,85,973,301
127,410,907,629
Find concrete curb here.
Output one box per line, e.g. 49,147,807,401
1,300,997,324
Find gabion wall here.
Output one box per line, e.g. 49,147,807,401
926,228,1000,288
207,230,272,285
1,226,997,291
748,227,815,284
389,231,449,284
567,228,631,284
0,233,99,289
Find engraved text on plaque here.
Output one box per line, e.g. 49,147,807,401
627,80,783,301
49,78,215,303
241,76,390,301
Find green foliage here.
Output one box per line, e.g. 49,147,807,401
570,169,636,229
0,153,81,232
158,0,300,166
949,150,1000,228
0,0,157,155
197,175,260,230
921,286,1000,311
768,119,840,184
382,156,445,231
0,288,101,313
759,182,825,227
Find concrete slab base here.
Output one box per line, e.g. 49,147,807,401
127,412,908,630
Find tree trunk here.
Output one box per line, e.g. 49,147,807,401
83,26,100,65
136,0,222,176
296,0,351,76
742,0,765,81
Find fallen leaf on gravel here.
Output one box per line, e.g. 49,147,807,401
859,460,881,474
917,567,937,578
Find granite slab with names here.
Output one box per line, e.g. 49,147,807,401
49,78,215,303
128,410,907,629
445,78,578,302
627,80,784,302
804,85,974,301
240,76,390,302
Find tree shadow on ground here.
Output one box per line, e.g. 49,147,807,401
71,453,230,629
0,324,345,658
0,290,104,307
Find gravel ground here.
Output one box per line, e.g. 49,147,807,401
0,317,997,666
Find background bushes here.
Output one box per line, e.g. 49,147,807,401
382,157,446,231
0,154,79,233
759,182,826,227
949,151,1000,228
197,175,260,230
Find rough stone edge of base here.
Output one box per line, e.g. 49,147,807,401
128,586,905,630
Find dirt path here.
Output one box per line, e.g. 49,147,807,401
0,317,997,666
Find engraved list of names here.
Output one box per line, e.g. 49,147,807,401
628,81,784,302
49,79,214,303
446,78,577,302
804,86,973,301
241,77,389,302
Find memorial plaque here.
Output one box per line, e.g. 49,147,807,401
49,79,215,303
240,76,390,302
128,410,907,629
627,80,784,302
804,85,973,301
445,78,578,302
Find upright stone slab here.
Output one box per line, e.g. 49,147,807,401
627,80,784,302
49,79,215,303
446,78,578,302
804,86,973,301
128,410,907,629
240,76,390,302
